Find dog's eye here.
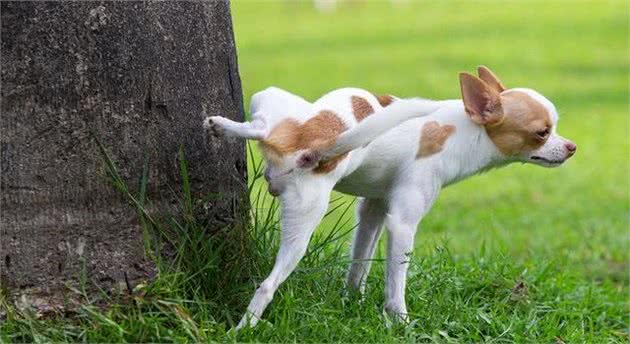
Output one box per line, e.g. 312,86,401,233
535,128,550,138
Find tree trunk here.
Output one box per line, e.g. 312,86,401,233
1,0,246,301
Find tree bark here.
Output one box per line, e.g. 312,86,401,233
0,0,246,299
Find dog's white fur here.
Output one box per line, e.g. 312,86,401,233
203,67,576,329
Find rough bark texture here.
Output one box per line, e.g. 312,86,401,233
0,0,246,298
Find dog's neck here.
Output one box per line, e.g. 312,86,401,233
432,100,508,186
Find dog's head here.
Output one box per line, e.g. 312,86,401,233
459,66,576,167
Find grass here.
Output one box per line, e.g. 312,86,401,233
2,0,628,342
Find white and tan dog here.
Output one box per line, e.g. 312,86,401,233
204,67,576,329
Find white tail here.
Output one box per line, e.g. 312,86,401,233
320,98,443,159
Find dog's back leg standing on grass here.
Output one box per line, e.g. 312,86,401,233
239,176,333,329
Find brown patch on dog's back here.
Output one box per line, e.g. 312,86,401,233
258,119,300,166
351,96,374,122
416,121,456,158
313,152,348,174
301,110,349,173
301,110,347,149
486,91,552,155
259,110,348,173
374,94,395,107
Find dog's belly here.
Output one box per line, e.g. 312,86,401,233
334,175,389,198
334,161,397,198
334,120,423,198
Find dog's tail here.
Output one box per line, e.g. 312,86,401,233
319,98,443,159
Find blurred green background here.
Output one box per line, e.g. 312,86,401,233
233,0,628,283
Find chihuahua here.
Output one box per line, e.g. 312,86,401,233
204,66,576,329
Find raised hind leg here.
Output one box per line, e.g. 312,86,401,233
203,115,267,139
205,87,312,140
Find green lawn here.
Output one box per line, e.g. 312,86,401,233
237,0,629,341
237,0,628,263
3,1,628,342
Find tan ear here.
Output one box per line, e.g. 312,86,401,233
459,72,504,125
477,66,506,93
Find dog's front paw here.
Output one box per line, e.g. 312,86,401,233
203,116,227,137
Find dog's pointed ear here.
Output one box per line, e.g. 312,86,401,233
477,66,506,93
459,72,504,126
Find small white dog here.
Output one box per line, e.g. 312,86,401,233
204,66,576,329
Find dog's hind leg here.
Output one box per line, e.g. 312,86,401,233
203,115,267,140
346,198,387,294
236,182,332,329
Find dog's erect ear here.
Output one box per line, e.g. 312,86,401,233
477,66,506,93
296,151,321,169
459,72,504,126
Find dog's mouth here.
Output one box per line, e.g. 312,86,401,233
530,156,565,166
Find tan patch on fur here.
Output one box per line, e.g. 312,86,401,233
313,152,348,174
486,91,552,155
351,96,374,122
374,94,395,107
300,110,347,151
259,110,348,174
416,121,456,158
258,119,301,166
